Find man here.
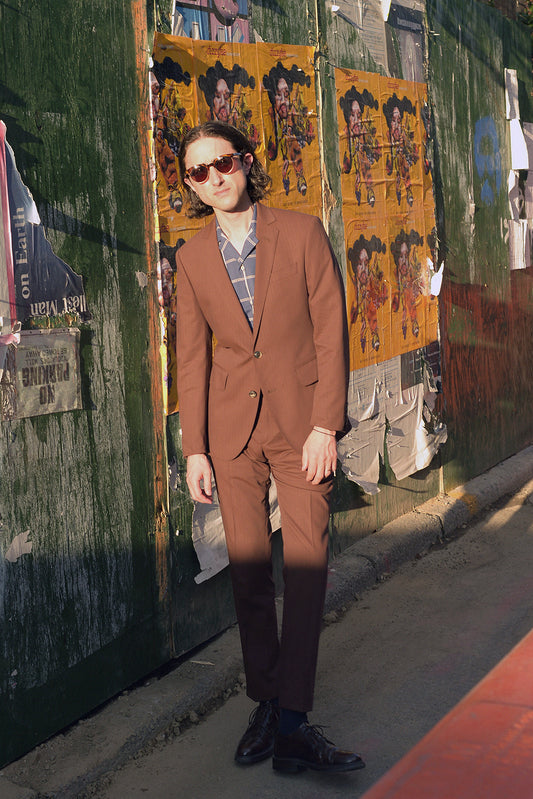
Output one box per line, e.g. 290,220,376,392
175,121,364,774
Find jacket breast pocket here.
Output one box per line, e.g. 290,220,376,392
296,357,318,386
270,263,298,283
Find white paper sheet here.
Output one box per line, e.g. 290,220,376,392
505,68,519,120
510,118,529,170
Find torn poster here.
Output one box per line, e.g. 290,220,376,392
522,123,533,238
192,473,281,583
510,118,529,171
338,352,447,494
1,120,89,323
508,218,529,271
508,169,521,221
505,68,519,120
0,328,81,420
4,530,32,563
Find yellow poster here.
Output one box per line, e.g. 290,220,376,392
151,35,202,246
257,42,320,212
388,212,427,354
193,42,264,158
336,67,438,372
336,68,385,221
380,77,423,215
345,215,391,370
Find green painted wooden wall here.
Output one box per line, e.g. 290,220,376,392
427,0,533,486
0,0,168,765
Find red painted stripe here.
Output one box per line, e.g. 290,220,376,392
361,629,533,798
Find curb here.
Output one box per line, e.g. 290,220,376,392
2,446,533,799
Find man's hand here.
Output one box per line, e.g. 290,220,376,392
301,428,337,484
186,453,213,503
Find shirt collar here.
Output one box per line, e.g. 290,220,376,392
216,203,258,252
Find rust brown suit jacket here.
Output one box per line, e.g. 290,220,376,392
175,202,349,461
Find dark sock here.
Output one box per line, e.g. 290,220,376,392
259,697,278,707
279,708,308,735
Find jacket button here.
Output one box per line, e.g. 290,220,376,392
248,390,258,398
254,350,262,358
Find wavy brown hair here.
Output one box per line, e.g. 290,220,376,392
178,122,271,218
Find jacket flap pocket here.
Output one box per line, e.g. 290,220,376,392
296,357,318,386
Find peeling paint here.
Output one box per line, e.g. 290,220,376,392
5,530,32,563
338,354,447,494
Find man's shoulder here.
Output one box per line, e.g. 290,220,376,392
176,219,216,260
258,203,323,233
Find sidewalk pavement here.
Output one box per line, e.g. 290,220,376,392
2,446,533,799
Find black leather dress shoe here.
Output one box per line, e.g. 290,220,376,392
272,723,365,773
235,700,280,765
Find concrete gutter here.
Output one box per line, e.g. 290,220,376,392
2,445,532,799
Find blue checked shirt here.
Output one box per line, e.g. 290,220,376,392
216,205,257,329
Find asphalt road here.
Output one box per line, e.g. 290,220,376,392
87,479,533,799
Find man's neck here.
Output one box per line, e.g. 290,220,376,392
215,203,255,252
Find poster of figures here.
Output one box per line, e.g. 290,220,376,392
151,34,319,413
336,67,438,373
257,43,320,212
338,69,384,220
151,38,200,244
345,215,390,369
388,214,427,352
381,78,423,213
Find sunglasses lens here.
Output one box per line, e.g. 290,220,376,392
189,165,209,183
214,155,235,174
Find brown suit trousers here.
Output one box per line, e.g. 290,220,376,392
211,399,332,712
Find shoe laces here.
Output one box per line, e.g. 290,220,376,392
248,700,277,728
301,723,336,748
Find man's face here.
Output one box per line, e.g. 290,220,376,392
184,135,253,215
391,106,401,133
161,258,173,304
399,242,409,272
150,73,160,120
213,79,231,122
349,101,362,135
357,248,369,284
274,78,290,119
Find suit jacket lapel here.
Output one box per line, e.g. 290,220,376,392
190,222,253,342
253,204,278,343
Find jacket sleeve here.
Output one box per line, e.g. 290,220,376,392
175,250,213,456
303,217,349,432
